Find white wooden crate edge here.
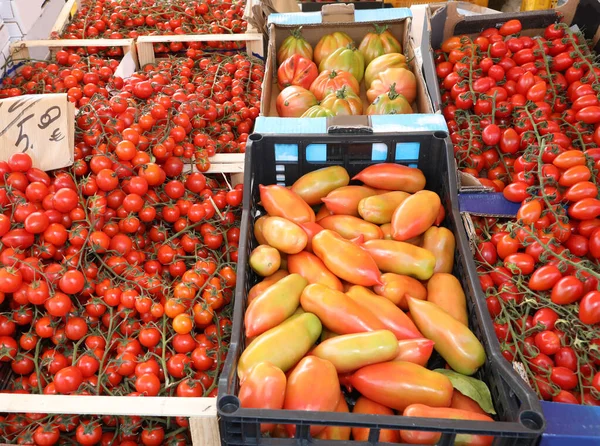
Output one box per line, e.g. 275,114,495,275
0,393,220,446
9,37,138,69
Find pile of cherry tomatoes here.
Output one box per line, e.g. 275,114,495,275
52,0,249,53
0,33,263,446
436,20,600,405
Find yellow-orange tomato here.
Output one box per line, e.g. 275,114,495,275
353,163,425,193
254,215,269,245
239,362,287,434
421,226,455,274
284,356,340,437
358,191,410,224
313,230,382,286
291,166,350,206
319,215,383,241
165,298,187,318
373,273,427,310
380,223,393,239
287,251,343,291
322,186,380,216
262,217,308,254
352,396,400,442
172,313,193,334
259,184,315,224
394,338,435,366
245,274,307,338
426,273,468,326
249,245,281,277
299,222,323,252
391,190,441,241
346,286,422,340
401,404,494,445
248,270,289,304
316,204,334,221
315,394,351,440
362,239,436,281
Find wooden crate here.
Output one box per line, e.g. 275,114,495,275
0,393,220,446
136,33,265,67
9,38,138,69
52,0,265,67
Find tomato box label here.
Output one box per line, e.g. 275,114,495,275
0,93,74,171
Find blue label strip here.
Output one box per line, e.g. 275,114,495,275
458,193,521,217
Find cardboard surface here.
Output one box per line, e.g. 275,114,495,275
261,6,435,133
0,94,74,171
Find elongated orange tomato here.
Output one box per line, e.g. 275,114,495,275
319,215,383,241
451,391,488,416
259,184,315,224
313,230,382,286
321,186,380,216
350,361,453,411
284,356,340,437
288,251,343,291
254,215,269,245
244,273,308,338
407,297,485,375
311,330,398,373
262,217,308,254
300,283,386,334
314,393,351,440
374,272,427,309
346,286,422,340
248,270,289,304
291,166,350,206
426,273,468,325
353,163,426,193
422,226,455,274
352,396,400,442
299,222,323,252
380,223,393,239
315,205,333,221
358,191,410,224
392,190,441,241
401,404,494,445
239,362,287,433
394,338,435,366
238,313,322,381
362,239,435,280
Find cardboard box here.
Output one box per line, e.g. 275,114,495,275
256,4,436,133
0,0,43,35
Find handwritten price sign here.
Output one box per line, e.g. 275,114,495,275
0,94,74,171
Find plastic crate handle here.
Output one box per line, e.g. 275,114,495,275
326,115,374,134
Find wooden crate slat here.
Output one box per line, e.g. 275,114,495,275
0,394,216,418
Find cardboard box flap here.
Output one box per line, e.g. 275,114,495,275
458,192,520,217
321,4,355,23
268,7,411,25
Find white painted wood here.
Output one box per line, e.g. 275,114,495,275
0,394,217,418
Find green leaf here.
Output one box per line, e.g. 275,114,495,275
434,369,497,415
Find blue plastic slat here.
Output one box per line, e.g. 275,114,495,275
274,144,298,161
306,144,327,162
372,143,388,161
370,114,448,133
255,115,448,134
254,117,328,134
540,401,600,446
458,193,521,217
395,142,420,161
